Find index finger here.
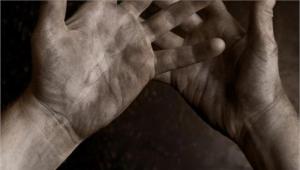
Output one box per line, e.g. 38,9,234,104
143,1,210,42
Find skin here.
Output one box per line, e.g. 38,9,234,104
1,0,298,170
155,0,299,169
1,1,224,170
30,0,216,139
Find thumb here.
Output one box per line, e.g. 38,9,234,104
249,0,276,46
38,0,67,27
36,0,67,32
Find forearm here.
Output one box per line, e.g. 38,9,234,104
1,90,81,170
240,94,299,170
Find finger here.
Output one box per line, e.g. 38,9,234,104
181,14,203,32
249,0,276,46
154,0,201,48
143,1,210,42
136,4,183,49
121,0,152,17
108,0,117,5
154,38,225,74
154,72,172,84
154,0,178,7
201,0,230,18
137,8,183,49
154,32,184,49
154,1,203,32
37,0,67,29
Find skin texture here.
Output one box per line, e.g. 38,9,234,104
1,1,298,170
156,0,275,141
30,0,219,138
155,0,299,169
1,1,224,170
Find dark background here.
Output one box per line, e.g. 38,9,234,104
1,1,299,170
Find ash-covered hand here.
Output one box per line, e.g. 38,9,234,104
3,1,227,169
31,0,221,139
155,0,299,169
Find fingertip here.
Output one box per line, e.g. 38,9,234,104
256,0,276,10
210,38,225,56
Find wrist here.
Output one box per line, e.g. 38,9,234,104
21,89,82,155
1,89,81,169
238,93,299,170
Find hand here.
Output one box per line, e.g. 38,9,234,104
30,0,218,139
155,1,299,169
156,0,288,145
156,0,281,143
3,1,227,169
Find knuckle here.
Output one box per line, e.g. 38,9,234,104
263,38,278,57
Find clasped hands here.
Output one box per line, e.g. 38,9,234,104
2,0,299,170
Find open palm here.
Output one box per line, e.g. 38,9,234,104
31,0,214,138
156,0,283,142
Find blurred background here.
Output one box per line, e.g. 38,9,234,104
1,1,299,170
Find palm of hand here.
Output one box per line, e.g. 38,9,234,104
31,0,216,138
32,2,155,137
164,1,280,141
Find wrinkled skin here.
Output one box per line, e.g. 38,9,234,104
31,1,214,138
32,2,154,138
3,1,228,169
3,1,297,170
157,0,284,142
155,1,299,169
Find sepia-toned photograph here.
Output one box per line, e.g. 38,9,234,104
1,0,299,170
